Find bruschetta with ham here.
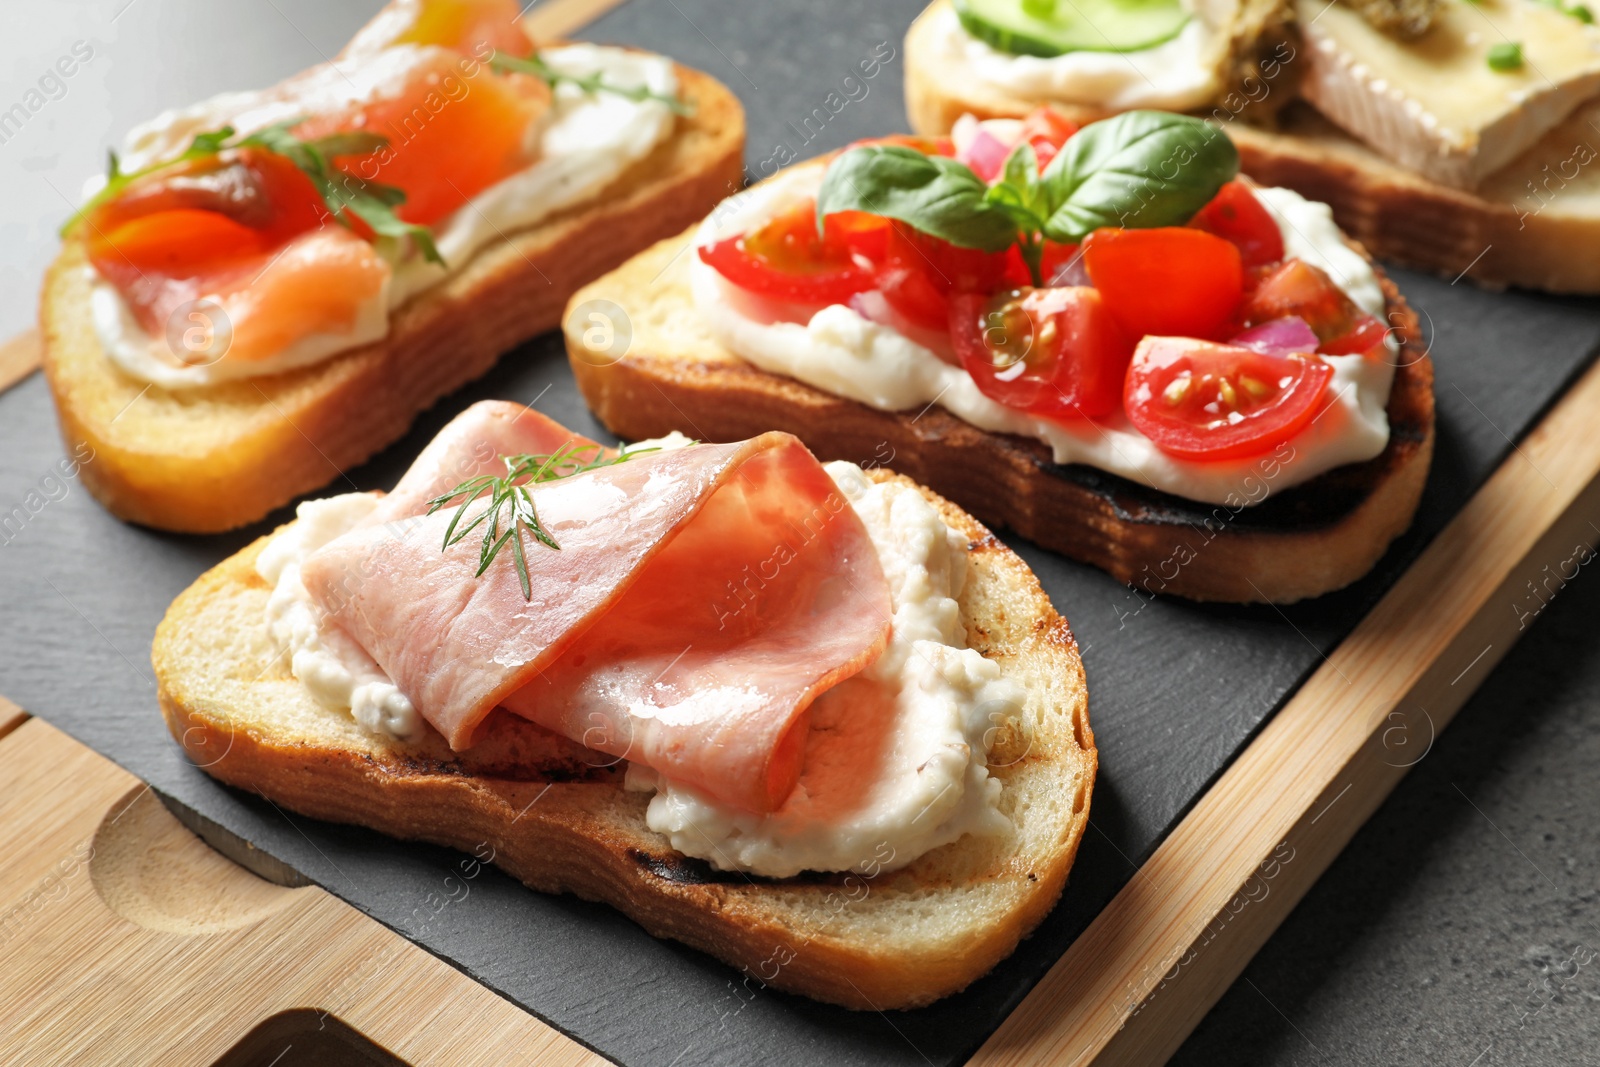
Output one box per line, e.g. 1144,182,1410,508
154,400,1096,1009
563,110,1434,603
42,0,744,532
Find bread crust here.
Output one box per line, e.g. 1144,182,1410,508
904,0,1600,293
154,470,1096,1010
40,64,745,534
562,218,1433,604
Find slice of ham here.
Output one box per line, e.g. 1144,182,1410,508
300,401,892,812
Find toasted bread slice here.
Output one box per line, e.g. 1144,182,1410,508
154,469,1096,1010
562,223,1433,604
905,0,1600,293
41,64,744,534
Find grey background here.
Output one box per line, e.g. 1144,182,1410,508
0,1,1595,1064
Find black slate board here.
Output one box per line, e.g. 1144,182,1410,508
3,1,1599,1065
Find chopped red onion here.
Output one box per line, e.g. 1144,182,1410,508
1230,316,1318,357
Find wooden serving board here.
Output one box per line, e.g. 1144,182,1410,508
0,714,603,1067
6,1,1600,1065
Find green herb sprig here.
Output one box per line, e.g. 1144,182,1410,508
64,121,442,264
814,110,1239,286
426,440,661,598
240,121,442,264
489,50,692,115
1487,41,1525,71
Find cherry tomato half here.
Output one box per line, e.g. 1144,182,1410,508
1243,257,1386,354
950,286,1133,420
698,198,882,305
1125,336,1334,461
1189,180,1285,269
1083,227,1244,341
878,223,1030,330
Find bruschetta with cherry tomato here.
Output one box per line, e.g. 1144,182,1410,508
40,0,744,533
564,109,1433,603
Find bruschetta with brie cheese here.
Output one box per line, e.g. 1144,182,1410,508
154,400,1095,1009
564,110,1434,603
905,0,1600,293
42,0,743,533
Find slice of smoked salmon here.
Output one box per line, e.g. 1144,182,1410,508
297,47,551,227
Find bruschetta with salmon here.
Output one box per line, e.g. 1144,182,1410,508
564,110,1434,603
154,400,1096,1009
42,0,744,532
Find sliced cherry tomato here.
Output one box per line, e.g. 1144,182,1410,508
90,210,270,276
1189,180,1285,269
1319,314,1389,356
698,197,878,305
1083,227,1243,341
877,223,1030,330
950,286,1133,420
1244,258,1360,341
1017,107,1079,171
824,209,891,263
1125,336,1334,460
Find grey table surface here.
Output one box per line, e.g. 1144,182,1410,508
1,2,1596,1065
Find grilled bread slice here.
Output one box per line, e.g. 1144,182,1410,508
41,64,744,534
154,469,1096,1010
905,0,1600,293
562,223,1433,604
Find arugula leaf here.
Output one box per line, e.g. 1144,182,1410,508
239,120,443,265
62,126,241,238
1038,111,1238,243
489,50,692,116
815,145,1017,253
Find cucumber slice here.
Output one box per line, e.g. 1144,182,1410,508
955,0,1191,56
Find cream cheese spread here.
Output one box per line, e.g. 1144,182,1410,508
89,44,677,388
927,1,1223,111
256,491,424,742
687,161,1398,508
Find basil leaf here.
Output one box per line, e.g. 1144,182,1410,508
983,142,1048,231
816,145,1017,253
1001,141,1040,202
1038,111,1238,243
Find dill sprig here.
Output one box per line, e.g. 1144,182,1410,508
425,440,659,598
489,50,693,116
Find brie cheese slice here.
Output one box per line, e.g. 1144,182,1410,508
1299,0,1600,189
